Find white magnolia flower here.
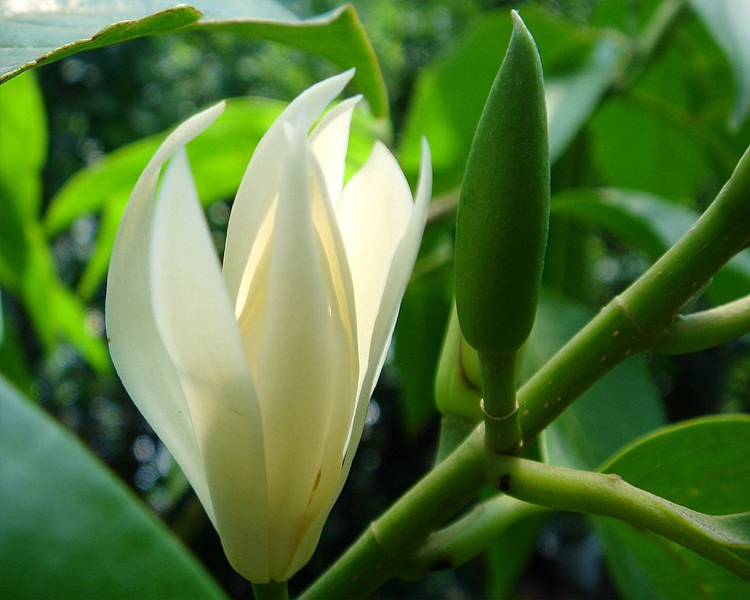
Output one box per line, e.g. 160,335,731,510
106,70,431,582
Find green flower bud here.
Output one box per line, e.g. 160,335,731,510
454,11,550,354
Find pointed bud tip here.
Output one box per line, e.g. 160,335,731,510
510,10,530,38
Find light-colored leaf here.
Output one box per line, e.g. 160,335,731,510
0,1,388,117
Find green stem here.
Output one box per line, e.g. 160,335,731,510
251,581,288,600
479,350,521,453
651,295,750,354
484,454,750,581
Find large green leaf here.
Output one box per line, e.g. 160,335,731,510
0,375,226,599
43,97,378,300
522,288,666,470
596,415,750,599
551,188,750,305
0,1,387,118
397,8,626,194
689,0,750,130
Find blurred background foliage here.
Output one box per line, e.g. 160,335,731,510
0,0,749,598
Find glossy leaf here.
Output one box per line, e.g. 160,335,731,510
551,188,750,305
689,0,750,129
0,1,388,117
397,8,626,194
0,375,227,599
597,415,750,599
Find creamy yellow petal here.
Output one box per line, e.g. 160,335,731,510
105,103,225,530
223,70,356,314
251,126,352,579
150,150,269,582
336,141,414,384
309,95,361,210
282,141,432,580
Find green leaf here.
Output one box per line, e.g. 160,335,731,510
551,188,750,305
397,8,626,194
0,375,227,599
0,2,387,118
596,415,750,599
689,0,750,130
522,288,666,470
44,97,377,299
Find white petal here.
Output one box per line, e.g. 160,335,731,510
223,69,356,312
105,102,225,530
283,141,432,578
150,150,269,582
309,95,361,210
249,127,353,579
336,141,414,386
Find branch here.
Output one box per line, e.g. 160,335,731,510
484,454,750,582
649,294,750,354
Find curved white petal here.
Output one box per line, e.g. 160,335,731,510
283,140,432,580
105,102,225,530
336,141,415,388
309,95,361,210
150,150,269,582
223,69,356,312
248,126,353,579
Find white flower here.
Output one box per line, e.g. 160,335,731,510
105,70,431,582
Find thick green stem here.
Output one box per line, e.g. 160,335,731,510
651,295,750,354
479,350,521,453
484,454,750,581
251,581,288,600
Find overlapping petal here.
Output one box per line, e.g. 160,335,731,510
108,71,433,585
223,69,356,313
150,150,269,582
106,103,226,530
282,139,432,580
